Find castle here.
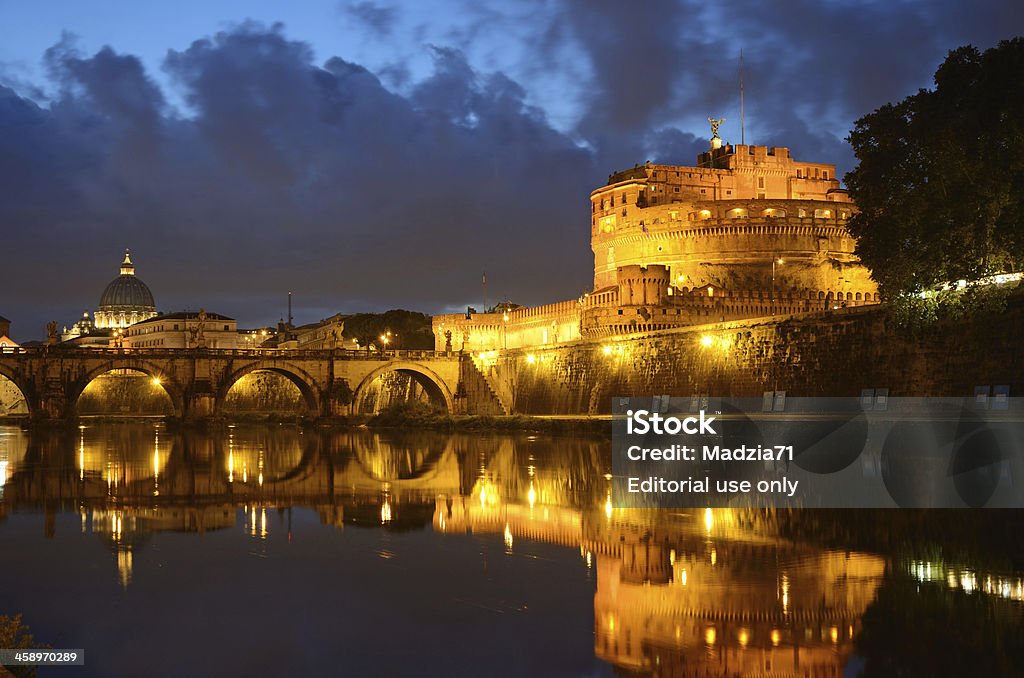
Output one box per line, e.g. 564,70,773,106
435,136,878,352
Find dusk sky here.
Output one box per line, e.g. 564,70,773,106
1,0,1022,340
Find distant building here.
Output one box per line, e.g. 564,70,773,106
0,315,9,339
121,311,239,349
272,313,346,350
94,250,158,329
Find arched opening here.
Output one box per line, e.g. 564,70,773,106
75,422,173,484
77,369,175,417
222,370,309,416
354,363,453,415
727,207,748,219
353,431,448,481
0,427,29,494
0,372,28,417
222,424,308,484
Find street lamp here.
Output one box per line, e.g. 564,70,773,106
771,257,784,314
502,311,510,350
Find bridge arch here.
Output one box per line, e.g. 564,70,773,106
72,360,185,417
217,362,321,415
352,361,454,414
0,363,33,415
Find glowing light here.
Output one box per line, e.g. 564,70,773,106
585,551,592,568
602,345,613,356
605,493,613,520
151,377,162,386
260,508,267,538
526,353,536,364
679,568,687,586
704,507,714,532
781,573,790,613
527,482,536,508
829,627,839,643
480,486,487,507
710,548,717,566
738,629,750,647
771,629,781,646
669,549,675,566
503,523,513,552
707,286,714,297
381,497,392,524
704,627,716,645
700,335,714,348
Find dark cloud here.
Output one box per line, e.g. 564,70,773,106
343,2,398,36
0,4,1022,340
0,22,595,339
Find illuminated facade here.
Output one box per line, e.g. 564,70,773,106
590,145,869,292
94,250,158,329
434,139,878,352
121,311,240,349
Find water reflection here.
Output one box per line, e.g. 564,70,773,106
1,423,1023,676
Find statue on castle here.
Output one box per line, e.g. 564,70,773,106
708,116,726,141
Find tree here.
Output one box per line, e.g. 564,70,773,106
341,310,434,351
845,38,1024,297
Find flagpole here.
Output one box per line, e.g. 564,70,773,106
740,49,745,146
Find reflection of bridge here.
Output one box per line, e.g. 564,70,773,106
0,347,471,420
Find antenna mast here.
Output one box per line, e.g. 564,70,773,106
740,49,745,145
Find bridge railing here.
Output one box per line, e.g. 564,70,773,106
0,346,457,360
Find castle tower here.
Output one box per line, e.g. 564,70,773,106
589,146,876,300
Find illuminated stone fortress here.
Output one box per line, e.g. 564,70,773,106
591,143,869,293
434,132,878,353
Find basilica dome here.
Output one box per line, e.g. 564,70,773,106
94,250,158,329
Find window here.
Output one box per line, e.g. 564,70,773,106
700,188,707,194
726,190,732,196
822,171,829,180
673,186,680,193
757,177,765,189
796,169,803,178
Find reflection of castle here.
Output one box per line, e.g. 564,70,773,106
592,531,884,676
436,497,885,677
433,135,878,352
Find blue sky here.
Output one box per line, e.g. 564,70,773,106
0,0,1022,337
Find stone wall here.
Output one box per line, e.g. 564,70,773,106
489,297,1024,415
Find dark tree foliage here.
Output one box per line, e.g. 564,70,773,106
341,309,434,350
845,38,1024,296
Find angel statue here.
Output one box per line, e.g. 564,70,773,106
708,116,726,141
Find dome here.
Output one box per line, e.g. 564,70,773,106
93,250,158,329
99,274,156,310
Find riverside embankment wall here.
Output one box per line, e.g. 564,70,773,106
484,298,1024,415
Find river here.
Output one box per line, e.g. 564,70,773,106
0,423,1022,677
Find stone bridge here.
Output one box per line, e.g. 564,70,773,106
0,347,474,420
